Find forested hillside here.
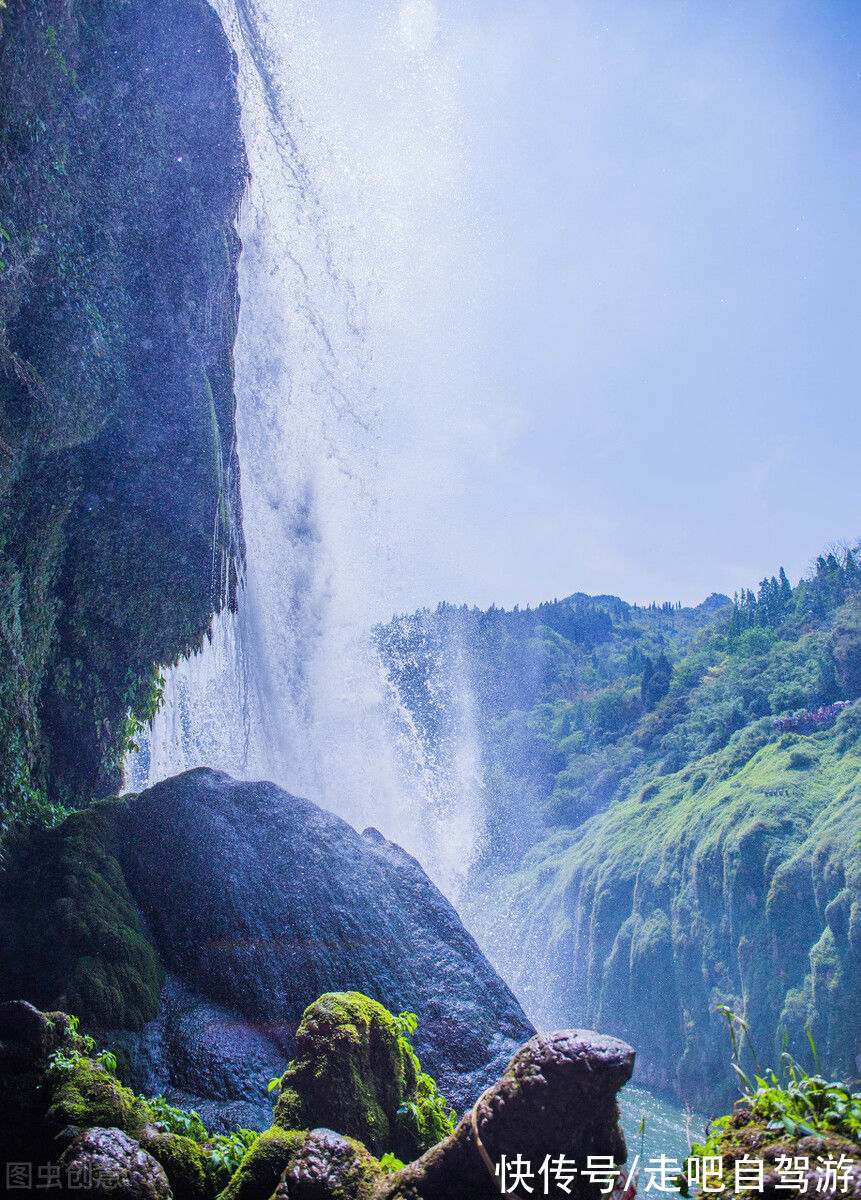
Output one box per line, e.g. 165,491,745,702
377,546,861,1109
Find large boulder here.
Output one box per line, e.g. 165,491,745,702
377,1029,635,1200
117,769,532,1117
1,769,533,1123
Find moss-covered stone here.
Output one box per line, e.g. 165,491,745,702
0,0,246,827
141,1129,212,1200
273,992,452,1161
324,1138,381,1200
216,1127,306,1200
2,1001,227,1197
0,800,163,1030
60,1126,173,1200
274,993,404,1156
282,1128,382,1200
685,1105,861,1200
44,1056,149,1141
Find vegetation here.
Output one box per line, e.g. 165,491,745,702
380,548,861,862
0,0,245,851
47,1012,117,1077
215,1127,306,1200
273,992,455,1161
712,1008,861,1142
45,1051,147,1142
23,1011,267,1197
378,545,861,1109
141,1095,258,1193
683,1011,859,1198
0,798,164,1029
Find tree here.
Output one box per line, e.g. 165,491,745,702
831,600,861,698
641,652,672,710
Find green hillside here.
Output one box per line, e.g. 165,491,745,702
377,546,861,1108
485,709,861,1111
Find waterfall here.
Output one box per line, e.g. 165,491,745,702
125,0,483,897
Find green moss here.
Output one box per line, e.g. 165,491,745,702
44,1056,148,1139
141,1130,212,1200
216,1127,306,1200
492,725,861,1110
274,992,403,1156
0,799,163,1030
273,992,453,1161
687,1115,860,1200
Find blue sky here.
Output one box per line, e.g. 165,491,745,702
284,0,861,614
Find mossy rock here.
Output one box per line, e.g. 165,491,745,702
142,1129,212,1200
0,801,164,1031
273,992,405,1154
216,1127,306,1200
283,1128,382,1200
273,991,450,1161
687,1107,861,1200
44,1056,149,1141
0,0,246,820
0,1004,82,1161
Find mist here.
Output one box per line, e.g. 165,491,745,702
253,0,859,615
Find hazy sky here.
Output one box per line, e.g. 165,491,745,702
279,0,861,614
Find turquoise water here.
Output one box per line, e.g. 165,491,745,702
618,1083,706,1171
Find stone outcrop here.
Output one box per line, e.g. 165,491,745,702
0,770,535,1122
376,1030,634,1200
0,0,245,815
273,993,454,1161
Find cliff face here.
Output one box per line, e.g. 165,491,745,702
478,709,861,1113
0,0,246,816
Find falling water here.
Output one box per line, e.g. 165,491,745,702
121,6,718,1155
125,0,483,896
